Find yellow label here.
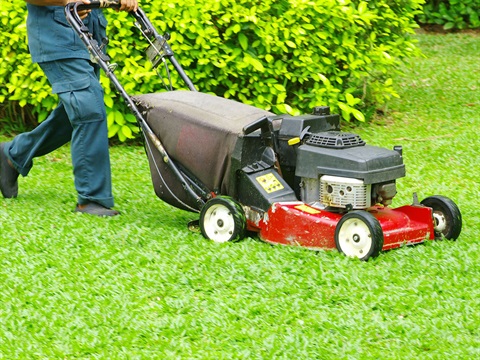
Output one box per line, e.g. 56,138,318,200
288,137,301,146
294,204,321,214
256,173,284,193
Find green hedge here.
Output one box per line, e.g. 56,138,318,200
418,0,480,30
1,0,424,140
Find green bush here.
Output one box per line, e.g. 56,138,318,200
1,0,423,140
0,3,53,133
418,0,480,30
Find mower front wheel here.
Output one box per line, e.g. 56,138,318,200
421,195,462,240
199,196,246,243
335,211,384,261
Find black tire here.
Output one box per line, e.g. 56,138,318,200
421,195,462,240
334,211,384,261
199,196,246,243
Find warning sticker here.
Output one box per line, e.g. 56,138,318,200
256,173,284,194
294,204,321,214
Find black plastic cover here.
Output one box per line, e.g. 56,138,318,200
295,144,406,184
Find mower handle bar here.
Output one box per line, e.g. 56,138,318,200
67,1,152,39
66,1,149,37
65,0,197,91
71,0,121,10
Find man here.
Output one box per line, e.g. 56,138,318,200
0,0,138,216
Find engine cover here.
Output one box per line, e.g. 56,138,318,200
295,133,405,185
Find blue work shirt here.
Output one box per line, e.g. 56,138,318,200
26,4,107,63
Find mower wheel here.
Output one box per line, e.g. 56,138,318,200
335,211,384,261
199,196,246,243
421,195,462,240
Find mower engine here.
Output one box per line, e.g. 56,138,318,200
274,107,405,212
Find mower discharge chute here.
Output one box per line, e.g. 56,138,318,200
66,1,462,260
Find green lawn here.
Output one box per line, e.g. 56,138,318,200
1,33,479,359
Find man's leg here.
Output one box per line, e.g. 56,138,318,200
1,97,73,199
6,103,73,177
40,59,115,210
2,58,116,214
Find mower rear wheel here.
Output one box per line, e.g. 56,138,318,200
421,195,462,240
199,196,246,243
335,211,384,261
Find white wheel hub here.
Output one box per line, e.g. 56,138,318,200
432,211,447,233
337,218,373,258
202,204,235,243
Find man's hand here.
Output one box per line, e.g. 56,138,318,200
119,0,138,12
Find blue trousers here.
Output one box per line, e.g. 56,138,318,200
5,58,114,208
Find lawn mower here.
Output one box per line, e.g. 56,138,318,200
66,0,462,260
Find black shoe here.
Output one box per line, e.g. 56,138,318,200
0,143,19,198
74,202,120,217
